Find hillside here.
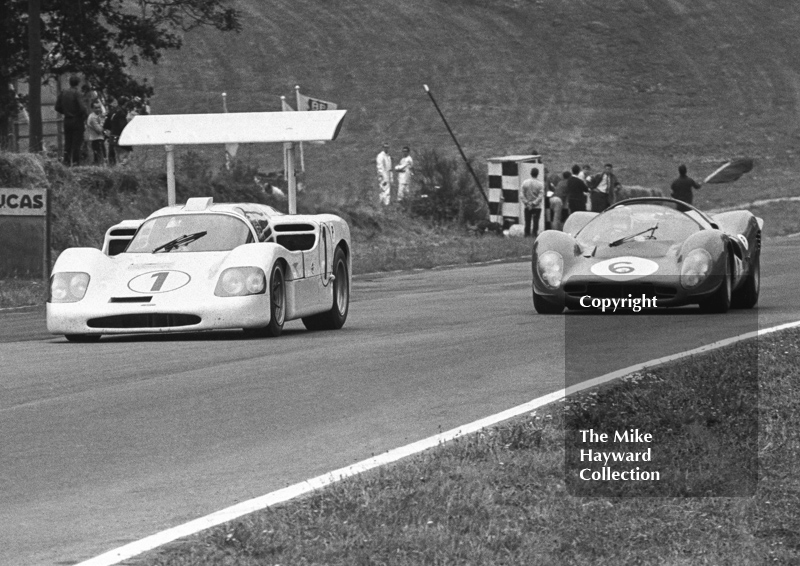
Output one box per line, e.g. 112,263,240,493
134,0,800,210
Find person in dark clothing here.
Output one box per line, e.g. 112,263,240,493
588,163,622,212
54,75,89,166
670,164,702,204
566,164,589,214
103,97,131,165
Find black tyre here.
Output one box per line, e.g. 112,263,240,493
65,334,101,343
699,254,732,313
263,262,286,337
303,247,350,330
731,253,760,309
533,291,564,314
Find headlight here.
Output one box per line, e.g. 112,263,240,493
537,251,564,289
681,249,712,289
215,267,266,297
50,272,90,303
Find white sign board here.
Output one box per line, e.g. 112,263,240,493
0,188,47,216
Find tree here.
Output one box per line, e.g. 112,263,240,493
0,0,241,149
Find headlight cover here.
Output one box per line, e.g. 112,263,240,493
537,251,564,289
681,249,712,289
215,267,266,297
50,272,90,303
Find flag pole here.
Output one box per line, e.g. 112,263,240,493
423,84,489,206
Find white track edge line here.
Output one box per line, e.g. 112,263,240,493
76,318,800,566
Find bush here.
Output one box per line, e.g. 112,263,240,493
401,149,488,225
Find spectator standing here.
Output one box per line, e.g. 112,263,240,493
579,164,593,210
394,146,414,201
118,98,141,164
103,98,120,164
103,97,130,165
566,164,589,214
555,170,571,223
54,75,88,166
376,142,393,205
86,101,106,165
520,167,544,237
588,163,622,212
670,164,702,205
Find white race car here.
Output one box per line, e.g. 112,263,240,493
47,197,351,342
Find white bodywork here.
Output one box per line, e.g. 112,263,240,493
47,198,351,337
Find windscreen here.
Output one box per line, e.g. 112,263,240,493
125,213,253,253
576,203,703,246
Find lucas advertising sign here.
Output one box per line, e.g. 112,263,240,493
0,188,50,278
0,188,47,216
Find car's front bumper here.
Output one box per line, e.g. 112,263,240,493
532,274,725,310
47,293,271,335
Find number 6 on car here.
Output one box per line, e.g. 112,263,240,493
590,257,660,281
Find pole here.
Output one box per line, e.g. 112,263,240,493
539,183,547,236
280,96,289,180
287,142,297,214
27,0,43,153
423,84,489,206
165,145,175,206
295,85,305,172
43,188,51,282
222,92,231,170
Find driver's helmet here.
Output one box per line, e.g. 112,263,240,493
609,207,634,233
162,216,187,236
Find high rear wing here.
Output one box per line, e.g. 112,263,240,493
118,110,347,146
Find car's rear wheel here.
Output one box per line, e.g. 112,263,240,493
303,247,350,330
731,253,760,309
65,334,101,343
533,291,564,314
699,254,732,313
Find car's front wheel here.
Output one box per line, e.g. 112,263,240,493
303,247,350,330
533,291,564,314
699,254,732,313
731,253,760,309
258,262,286,337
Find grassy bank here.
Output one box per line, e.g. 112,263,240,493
126,328,799,565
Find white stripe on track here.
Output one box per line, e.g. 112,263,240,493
76,319,800,566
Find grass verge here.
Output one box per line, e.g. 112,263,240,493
0,278,46,309
129,328,800,565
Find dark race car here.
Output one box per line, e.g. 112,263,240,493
531,197,762,314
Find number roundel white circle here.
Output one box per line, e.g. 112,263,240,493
128,270,191,294
590,256,659,281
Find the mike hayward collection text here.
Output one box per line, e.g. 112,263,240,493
578,428,661,482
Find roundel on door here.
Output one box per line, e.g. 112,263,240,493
590,256,659,281
128,270,191,293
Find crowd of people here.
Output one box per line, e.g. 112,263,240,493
54,74,149,167
519,161,702,237
518,162,622,237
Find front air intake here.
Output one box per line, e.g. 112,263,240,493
87,313,201,328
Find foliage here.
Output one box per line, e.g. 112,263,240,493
0,0,241,144
400,149,489,226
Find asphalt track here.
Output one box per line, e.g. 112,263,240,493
1,238,799,566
